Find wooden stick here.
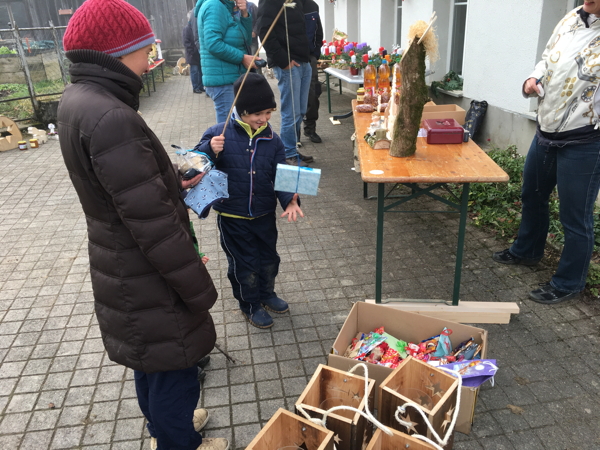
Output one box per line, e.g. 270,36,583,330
417,15,438,45
404,11,437,57
221,0,295,135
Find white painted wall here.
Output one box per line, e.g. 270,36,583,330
462,0,543,114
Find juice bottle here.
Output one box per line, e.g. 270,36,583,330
377,59,390,92
393,62,402,92
363,61,377,96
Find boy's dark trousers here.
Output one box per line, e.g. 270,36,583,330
134,366,202,450
217,213,280,314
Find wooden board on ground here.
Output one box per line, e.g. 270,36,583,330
365,299,519,324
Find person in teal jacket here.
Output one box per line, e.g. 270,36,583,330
195,0,259,122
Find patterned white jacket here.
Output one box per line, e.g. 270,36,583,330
529,7,600,133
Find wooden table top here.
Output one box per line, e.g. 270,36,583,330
354,100,509,184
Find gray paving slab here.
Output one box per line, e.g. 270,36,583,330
0,73,599,449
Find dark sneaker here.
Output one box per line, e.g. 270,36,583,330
492,249,540,266
242,307,274,329
261,296,289,313
304,131,322,143
528,282,580,304
193,89,205,94
197,367,206,383
286,156,308,167
197,355,210,369
298,152,314,163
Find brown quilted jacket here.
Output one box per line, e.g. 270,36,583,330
58,50,217,373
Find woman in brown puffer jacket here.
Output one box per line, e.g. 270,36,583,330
58,1,228,449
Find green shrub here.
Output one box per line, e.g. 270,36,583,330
446,145,600,292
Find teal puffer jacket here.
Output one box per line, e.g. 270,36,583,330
195,0,252,87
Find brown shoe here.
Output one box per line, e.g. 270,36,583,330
197,438,230,450
150,408,209,449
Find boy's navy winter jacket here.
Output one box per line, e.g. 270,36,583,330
196,119,297,217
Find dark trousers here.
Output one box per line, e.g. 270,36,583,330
190,64,204,92
135,366,202,450
510,137,600,293
217,213,280,314
303,55,321,134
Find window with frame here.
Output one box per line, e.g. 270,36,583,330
449,0,468,75
395,0,402,46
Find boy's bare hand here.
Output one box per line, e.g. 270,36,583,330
211,135,225,154
201,255,209,265
181,172,205,189
281,194,304,222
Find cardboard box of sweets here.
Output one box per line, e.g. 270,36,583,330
328,302,488,435
421,104,466,126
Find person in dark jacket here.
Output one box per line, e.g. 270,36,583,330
258,0,313,166
183,10,204,93
196,73,303,329
58,1,228,449
302,0,324,143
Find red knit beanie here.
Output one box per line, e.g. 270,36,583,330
63,0,155,57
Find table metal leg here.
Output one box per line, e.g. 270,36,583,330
151,71,156,91
375,183,385,303
452,183,470,305
326,72,332,114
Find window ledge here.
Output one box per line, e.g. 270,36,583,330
518,111,537,122
435,88,463,98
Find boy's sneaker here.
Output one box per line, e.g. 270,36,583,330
528,282,580,304
150,409,210,450
492,249,540,266
298,152,314,163
196,438,230,450
262,296,289,313
197,355,210,369
242,307,274,328
286,156,308,167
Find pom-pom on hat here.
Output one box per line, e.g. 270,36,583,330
63,0,155,57
234,73,277,116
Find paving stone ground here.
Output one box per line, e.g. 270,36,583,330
0,73,599,450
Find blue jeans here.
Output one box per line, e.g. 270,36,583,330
273,62,312,158
510,137,600,293
189,64,204,92
205,84,235,123
135,365,202,450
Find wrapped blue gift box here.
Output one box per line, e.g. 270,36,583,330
274,163,321,196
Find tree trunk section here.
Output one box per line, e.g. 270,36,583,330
389,42,429,158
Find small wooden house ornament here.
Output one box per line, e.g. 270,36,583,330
366,427,437,450
378,356,459,450
295,364,376,450
246,408,335,450
0,116,23,152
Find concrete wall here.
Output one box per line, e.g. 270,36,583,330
0,51,60,84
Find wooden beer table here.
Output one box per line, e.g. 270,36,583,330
354,101,518,323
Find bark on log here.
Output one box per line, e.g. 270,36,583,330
389,41,429,157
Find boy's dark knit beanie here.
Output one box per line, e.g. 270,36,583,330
234,73,277,116
63,0,155,57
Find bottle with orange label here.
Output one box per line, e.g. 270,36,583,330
363,60,377,96
393,62,402,92
377,59,390,92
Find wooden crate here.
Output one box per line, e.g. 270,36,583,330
295,364,376,450
378,356,458,450
246,408,335,450
366,427,437,450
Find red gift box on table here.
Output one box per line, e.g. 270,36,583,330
424,119,464,145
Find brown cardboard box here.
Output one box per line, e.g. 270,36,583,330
327,302,488,435
421,104,466,126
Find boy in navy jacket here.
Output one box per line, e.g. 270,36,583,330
196,73,303,328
